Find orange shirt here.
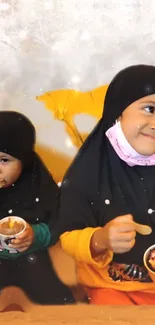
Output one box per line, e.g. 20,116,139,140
60,227,155,293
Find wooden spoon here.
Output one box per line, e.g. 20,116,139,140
133,222,152,235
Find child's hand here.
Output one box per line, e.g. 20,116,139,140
9,222,34,252
91,214,136,255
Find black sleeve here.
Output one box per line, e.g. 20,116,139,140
42,177,59,229
35,154,60,228
52,182,98,244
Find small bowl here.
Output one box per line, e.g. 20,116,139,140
0,216,26,253
143,244,155,282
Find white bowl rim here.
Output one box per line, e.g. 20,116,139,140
143,244,155,275
0,216,26,237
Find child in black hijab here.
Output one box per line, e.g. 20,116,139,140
55,65,155,305
0,111,74,305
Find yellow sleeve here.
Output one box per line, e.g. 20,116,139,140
60,227,113,268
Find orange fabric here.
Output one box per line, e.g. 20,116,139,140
60,229,155,293
87,288,155,305
60,228,113,265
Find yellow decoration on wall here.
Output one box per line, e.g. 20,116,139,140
36,85,108,149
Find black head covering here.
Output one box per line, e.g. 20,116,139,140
55,64,155,266
0,111,58,229
0,111,35,167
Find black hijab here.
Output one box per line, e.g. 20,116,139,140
55,64,155,266
0,111,58,229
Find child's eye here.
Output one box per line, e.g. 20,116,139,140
0,158,9,163
144,106,155,114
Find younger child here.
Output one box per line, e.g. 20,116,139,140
56,65,155,305
0,111,74,305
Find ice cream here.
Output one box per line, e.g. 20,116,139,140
0,179,5,188
0,216,26,253
0,217,24,236
147,249,155,272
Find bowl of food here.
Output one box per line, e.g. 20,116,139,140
143,245,155,282
0,216,26,253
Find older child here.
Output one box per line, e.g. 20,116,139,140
56,65,155,305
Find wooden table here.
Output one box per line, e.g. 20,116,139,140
0,304,155,325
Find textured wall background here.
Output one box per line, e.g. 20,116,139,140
0,0,154,174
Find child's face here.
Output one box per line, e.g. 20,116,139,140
120,94,155,156
0,152,22,187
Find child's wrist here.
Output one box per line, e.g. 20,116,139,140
90,228,108,257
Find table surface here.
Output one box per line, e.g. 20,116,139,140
0,304,155,325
